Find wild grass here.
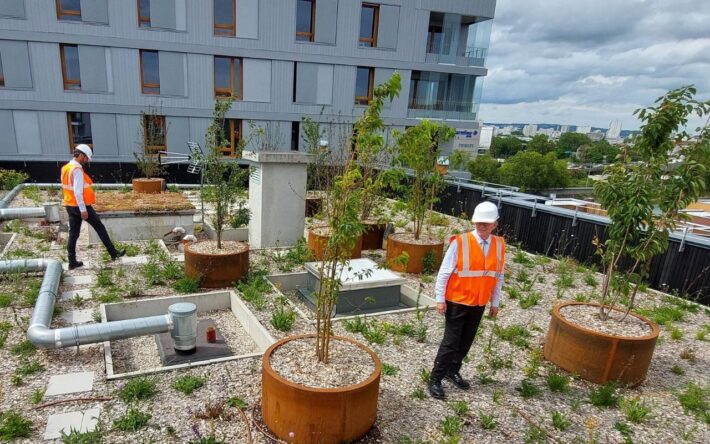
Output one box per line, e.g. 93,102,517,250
620,398,652,423
551,411,571,431
0,410,33,441
116,377,157,402
113,408,151,432
172,375,205,395
677,382,709,423
589,381,620,408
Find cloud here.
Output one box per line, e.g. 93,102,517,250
479,0,710,130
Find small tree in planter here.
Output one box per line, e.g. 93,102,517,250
184,98,250,288
384,120,454,273
544,86,710,386
133,107,168,194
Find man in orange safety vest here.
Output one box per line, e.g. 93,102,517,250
61,144,124,269
429,201,505,399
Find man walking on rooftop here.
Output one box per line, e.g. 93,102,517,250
428,201,506,399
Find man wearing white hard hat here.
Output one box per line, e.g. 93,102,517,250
428,200,506,399
61,144,124,270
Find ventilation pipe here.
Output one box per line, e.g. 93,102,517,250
2,259,197,349
0,184,58,222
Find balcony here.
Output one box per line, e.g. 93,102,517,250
407,100,477,121
425,46,487,67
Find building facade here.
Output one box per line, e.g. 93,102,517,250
0,0,495,166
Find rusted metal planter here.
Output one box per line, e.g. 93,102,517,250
132,178,164,194
544,301,660,386
262,334,381,444
307,229,362,261
184,242,249,288
361,222,387,250
385,233,443,273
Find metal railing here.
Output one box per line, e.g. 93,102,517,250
407,100,477,120
424,46,487,67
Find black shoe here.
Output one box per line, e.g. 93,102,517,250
445,372,471,390
111,249,126,260
68,261,84,270
428,379,446,400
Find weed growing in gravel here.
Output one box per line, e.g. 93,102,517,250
10,340,36,357
620,398,652,423
583,272,598,287
493,323,531,348
551,410,571,431
677,382,709,423
449,400,469,416
60,425,104,444
113,407,151,432
492,388,504,404
0,292,13,307
410,387,426,400
666,323,684,340
419,368,431,384
115,242,141,257
343,316,367,334
679,347,697,363
505,286,521,300
589,381,621,408
21,279,42,306
546,370,570,393
31,388,45,404
194,401,233,420
523,349,543,378
671,364,685,375
382,363,399,376
636,305,684,326
513,249,533,265
614,421,633,442
117,377,157,402
516,269,531,285
271,297,296,332
93,288,123,304
575,293,591,302
438,415,463,439
95,268,114,288
162,260,184,281
523,424,547,444
478,410,496,430
0,321,11,348
517,379,541,398
140,260,165,287
362,320,387,345
0,410,33,441
173,276,200,294
173,375,205,395
143,240,163,256
397,436,427,444
519,291,542,309
236,272,270,309
226,396,248,410
15,360,44,377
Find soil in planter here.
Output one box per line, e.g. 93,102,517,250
189,240,248,255
269,337,375,388
559,303,652,337
93,191,194,213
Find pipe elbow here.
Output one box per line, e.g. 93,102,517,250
27,324,59,349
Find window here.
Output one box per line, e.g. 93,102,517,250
296,0,315,42
214,0,235,36
354,66,374,105
359,3,379,47
144,114,166,155
214,56,242,99
60,44,81,90
56,0,81,21
67,112,92,151
0,55,4,87
427,12,444,53
291,121,300,151
138,0,151,27
220,119,242,157
140,50,160,94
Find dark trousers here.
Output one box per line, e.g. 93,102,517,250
66,205,117,263
431,301,486,382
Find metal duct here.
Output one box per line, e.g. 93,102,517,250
0,184,48,221
0,259,176,349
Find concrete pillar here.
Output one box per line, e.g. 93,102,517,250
243,151,314,249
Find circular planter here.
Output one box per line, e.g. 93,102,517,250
262,334,381,444
307,228,362,261
361,222,387,251
184,241,249,288
385,232,443,273
305,196,322,217
132,178,164,194
543,301,660,387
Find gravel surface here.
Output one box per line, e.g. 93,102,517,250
188,240,248,255
269,336,375,388
389,232,444,246
560,303,653,337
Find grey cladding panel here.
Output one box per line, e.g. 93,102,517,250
78,46,108,92
0,111,17,154
91,114,118,157
377,5,400,49
314,0,338,45
0,0,24,18
295,63,318,104
242,59,271,102
80,0,108,24
235,0,258,39
0,40,32,88
167,117,190,154
151,0,176,29
159,51,185,96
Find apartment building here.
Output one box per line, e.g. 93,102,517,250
0,0,495,166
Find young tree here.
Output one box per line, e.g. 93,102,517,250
594,86,710,318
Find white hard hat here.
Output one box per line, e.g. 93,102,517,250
75,144,93,160
471,201,499,223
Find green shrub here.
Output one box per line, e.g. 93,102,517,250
95,269,114,288
551,411,571,431
584,272,598,287
173,375,205,395
173,276,200,294
422,250,437,275
115,242,141,257
117,377,157,402
448,400,469,416
113,408,151,432
438,415,463,437
589,381,620,408
236,272,270,309
545,370,570,393
162,260,184,281
0,168,29,190
620,398,652,423
270,300,296,332
636,305,684,326
0,410,33,441
519,292,541,309
140,260,165,286
516,379,541,398
478,411,497,430
229,206,251,228
343,316,368,334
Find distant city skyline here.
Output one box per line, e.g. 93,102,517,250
478,0,710,131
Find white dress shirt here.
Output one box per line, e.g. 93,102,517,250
434,230,505,307
69,159,87,212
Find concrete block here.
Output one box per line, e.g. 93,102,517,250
60,309,95,324
44,408,100,440
60,288,92,302
120,255,149,265
0,232,17,258
63,275,94,286
89,212,194,244
45,371,95,396
203,220,248,242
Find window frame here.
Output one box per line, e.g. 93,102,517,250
359,3,380,48
60,44,81,91
140,49,160,95
137,0,151,28
220,118,242,157
56,0,82,21
213,56,243,100
143,114,167,156
214,0,236,37
295,0,316,42
354,66,374,105
66,112,93,153
0,55,4,88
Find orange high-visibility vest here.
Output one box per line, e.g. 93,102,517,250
445,232,505,306
61,162,95,207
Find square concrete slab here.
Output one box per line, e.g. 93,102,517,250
45,371,94,396
156,319,233,366
60,289,92,302
44,408,100,440
120,255,149,265
63,275,94,286
60,309,95,324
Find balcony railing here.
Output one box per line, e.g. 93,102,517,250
424,46,487,67
407,100,477,121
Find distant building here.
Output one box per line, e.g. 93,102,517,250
522,124,538,137
576,125,592,134
587,132,605,142
606,120,622,141
477,126,494,154
560,125,571,133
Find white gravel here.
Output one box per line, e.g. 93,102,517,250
188,240,248,255
560,303,653,337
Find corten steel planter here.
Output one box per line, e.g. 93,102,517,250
132,178,164,194
361,222,387,250
307,229,362,261
184,242,249,288
544,301,660,387
305,196,322,217
385,233,444,273
262,334,381,444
